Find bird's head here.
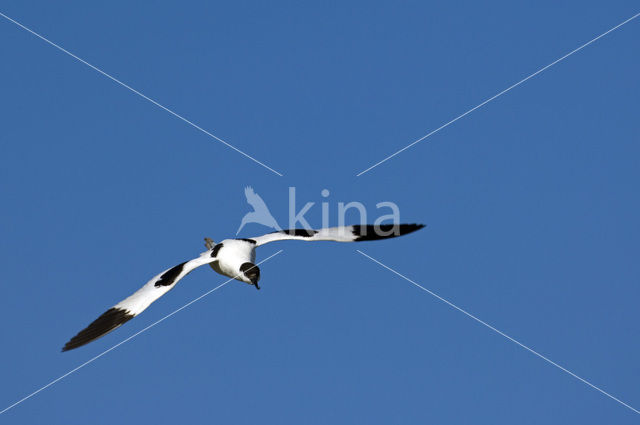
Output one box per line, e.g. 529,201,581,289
240,262,261,289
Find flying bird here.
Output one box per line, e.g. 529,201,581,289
62,224,425,351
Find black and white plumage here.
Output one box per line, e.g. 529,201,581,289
62,224,424,351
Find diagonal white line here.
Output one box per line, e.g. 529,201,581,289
356,12,640,176
0,249,284,416
0,11,284,177
356,249,640,415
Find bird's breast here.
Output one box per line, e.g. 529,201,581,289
215,239,256,280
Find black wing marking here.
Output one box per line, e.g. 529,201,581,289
351,224,425,241
62,307,135,352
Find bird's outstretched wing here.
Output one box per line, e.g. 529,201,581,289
250,224,425,247
62,250,218,351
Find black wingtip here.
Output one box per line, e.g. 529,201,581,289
352,223,426,241
62,307,135,352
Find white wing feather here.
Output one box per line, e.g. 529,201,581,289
62,250,216,351
251,224,424,247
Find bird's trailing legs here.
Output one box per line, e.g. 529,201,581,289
204,237,216,250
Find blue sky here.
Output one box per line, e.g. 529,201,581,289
1,1,639,423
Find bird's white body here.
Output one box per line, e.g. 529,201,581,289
63,224,424,351
211,239,256,283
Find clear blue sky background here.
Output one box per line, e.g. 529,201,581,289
1,1,639,423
